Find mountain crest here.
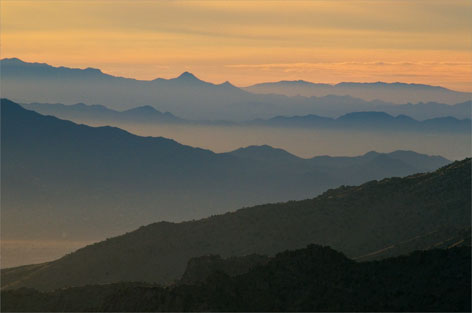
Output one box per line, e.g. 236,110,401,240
219,81,235,87
176,71,199,81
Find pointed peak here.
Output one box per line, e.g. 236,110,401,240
219,81,235,87
177,71,199,80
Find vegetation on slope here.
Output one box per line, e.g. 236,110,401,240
2,244,470,312
2,159,470,291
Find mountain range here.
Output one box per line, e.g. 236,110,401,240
245,80,472,104
1,99,452,243
23,102,184,125
2,58,471,120
22,101,471,133
253,111,471,132
2,159,470,291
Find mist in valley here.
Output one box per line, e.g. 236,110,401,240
82,121,470,161
3,118,469,268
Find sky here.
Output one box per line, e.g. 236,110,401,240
1,0,471,91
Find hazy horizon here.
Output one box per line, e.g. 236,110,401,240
2,57,471,93
2,1,471,91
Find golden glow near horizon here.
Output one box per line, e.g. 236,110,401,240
1,0,471,91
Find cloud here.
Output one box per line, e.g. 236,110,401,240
226,61,472,70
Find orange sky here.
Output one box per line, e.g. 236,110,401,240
1,0,471,91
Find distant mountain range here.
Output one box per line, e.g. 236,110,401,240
23,102,184,124
2,159,469,292
2,58,471,120
1,99,451,243
22,101,471,133
245,80,472,104
253,111,471,133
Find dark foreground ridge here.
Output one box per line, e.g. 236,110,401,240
2,158,470,291
2,244,470,312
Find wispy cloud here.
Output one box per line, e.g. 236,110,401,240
226,61,472,70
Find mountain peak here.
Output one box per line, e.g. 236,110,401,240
229,145,301,161
83,67,103,74
363,151,381,158
219,81,236,88
177,71,199,80
1,57,25,64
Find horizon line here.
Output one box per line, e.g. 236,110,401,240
3,57,470,93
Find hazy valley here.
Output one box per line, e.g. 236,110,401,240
19,100,472,161
3,98,463,267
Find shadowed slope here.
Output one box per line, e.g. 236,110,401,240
2,99,450,242
2,159,469,291
2,244,470,312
